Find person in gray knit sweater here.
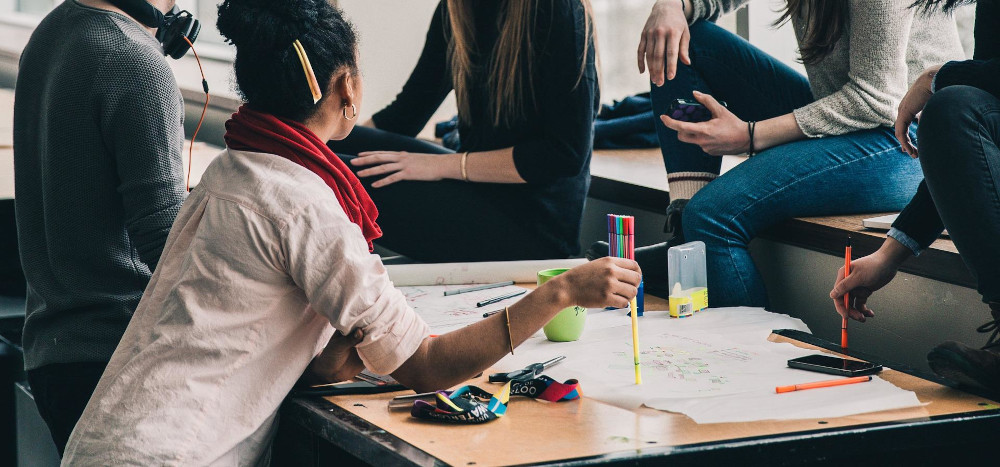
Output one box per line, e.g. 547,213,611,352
596,0,965,307
13,0,187,454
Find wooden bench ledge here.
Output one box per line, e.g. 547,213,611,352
1,89,970,291
765,215,971,289
590,148,971,289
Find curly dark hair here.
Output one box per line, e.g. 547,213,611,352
216,0,359,121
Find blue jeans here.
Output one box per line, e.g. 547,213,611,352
651,21,924,307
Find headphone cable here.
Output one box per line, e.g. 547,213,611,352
182,35,209,193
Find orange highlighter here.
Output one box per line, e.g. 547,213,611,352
776,375,872,394
842,237,851,349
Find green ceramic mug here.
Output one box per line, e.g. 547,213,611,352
538,268,587,342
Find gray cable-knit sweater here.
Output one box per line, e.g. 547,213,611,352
14,1,186,370
691,0,965,136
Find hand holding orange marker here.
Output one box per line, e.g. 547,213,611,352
842,236,851,349
776,375,872,394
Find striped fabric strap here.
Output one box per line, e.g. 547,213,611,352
410,376,581,424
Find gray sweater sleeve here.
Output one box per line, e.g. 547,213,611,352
792,0,914,137
96,44,187,271
688,0,748,23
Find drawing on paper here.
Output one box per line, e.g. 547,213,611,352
400,285,528,333
611,346,729,387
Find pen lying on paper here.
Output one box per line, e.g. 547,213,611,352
775,375,872,394
483,309,503,318
444,280,515,296
476,289,526,308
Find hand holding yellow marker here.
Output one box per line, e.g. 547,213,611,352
626,216,641,385
609,214,641,385
630,296,642,385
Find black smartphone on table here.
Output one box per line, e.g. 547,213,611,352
666,98,728,123
787,355,882,377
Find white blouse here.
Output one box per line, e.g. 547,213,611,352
62,149,429,466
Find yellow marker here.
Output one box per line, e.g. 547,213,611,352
630,297,642,384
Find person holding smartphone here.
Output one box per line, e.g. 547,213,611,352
591,0,965,306
831,0,1000,394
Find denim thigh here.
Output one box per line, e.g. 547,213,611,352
683,127,922,307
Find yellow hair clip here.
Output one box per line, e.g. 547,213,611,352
291,39,323,104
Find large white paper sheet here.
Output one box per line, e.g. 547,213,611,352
481,307,923,423
386,259,586,286
400,284,528,334
646,375,923,423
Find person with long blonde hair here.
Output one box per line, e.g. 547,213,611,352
329,0,599,262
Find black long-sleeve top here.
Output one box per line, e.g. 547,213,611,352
935,0,1000,99
891,0,1000,253
372,0,599,258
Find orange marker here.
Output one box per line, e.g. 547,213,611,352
842,236,851,349
776,375,872,393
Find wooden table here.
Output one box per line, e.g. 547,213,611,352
274,292,1000,466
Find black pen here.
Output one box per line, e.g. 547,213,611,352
444,280,515,296
483,308,503,318
476,289,526,308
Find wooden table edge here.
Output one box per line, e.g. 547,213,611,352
281,329,1000,466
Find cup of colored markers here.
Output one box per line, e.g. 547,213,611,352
609,214,642,385
607,215,644,316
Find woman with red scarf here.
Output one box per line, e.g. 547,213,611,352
61,1,640,464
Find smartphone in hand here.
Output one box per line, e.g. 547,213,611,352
666,98,728,123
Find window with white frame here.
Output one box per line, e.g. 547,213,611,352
0,0,58,16
175,0,225,47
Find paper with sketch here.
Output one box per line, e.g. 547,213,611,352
386,259,586,286
401,284,528,333
646,375,922,423
486,307,923,423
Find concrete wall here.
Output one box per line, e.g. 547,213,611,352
338,0,454,124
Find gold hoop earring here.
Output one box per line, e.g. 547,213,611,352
343,104,358,120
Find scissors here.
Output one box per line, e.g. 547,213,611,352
488,356,566,383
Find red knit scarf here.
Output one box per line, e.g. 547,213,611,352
224,105,382,251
